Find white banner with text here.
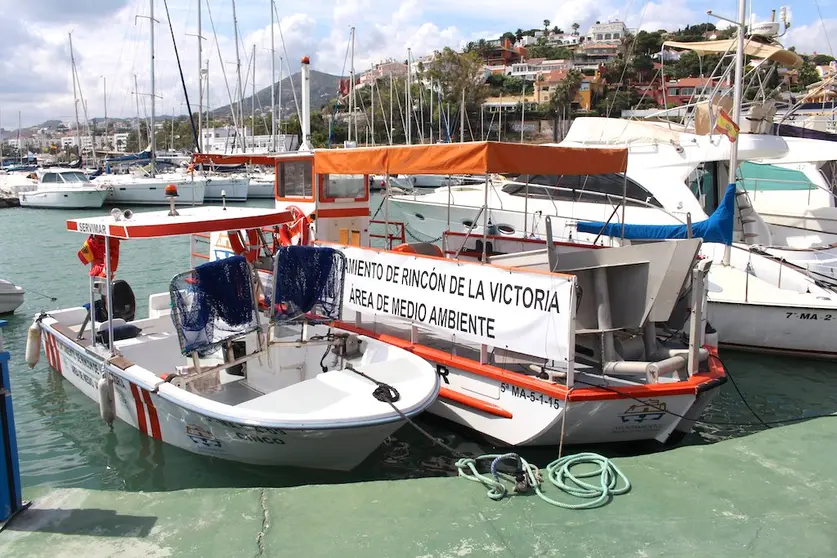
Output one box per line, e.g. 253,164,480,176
339,246,575,362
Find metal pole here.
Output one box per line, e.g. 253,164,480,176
251,43,256,151
270,0,276,151
520,82,525,142
460,88,465,143
481,174,489,262
405,48,413,145
197,0,203,152
104,240,115,357
389,73,393,145
350,27,355,143
150,0,156,174
69,32,82,160
134,74,142,148
371,70,375,146
278,56,283,142
103,77,108,150
232,0,244,152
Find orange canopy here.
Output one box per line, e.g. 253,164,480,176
314,141,628,176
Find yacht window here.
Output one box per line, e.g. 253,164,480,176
278,161,312,198
323,174,366,199
41,173,59,184
503,173,662,208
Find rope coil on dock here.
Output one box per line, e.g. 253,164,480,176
455,452,630,509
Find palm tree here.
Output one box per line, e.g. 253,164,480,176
543,19,550,33
515,28,524,42
548,70,583,140
572,22,580,36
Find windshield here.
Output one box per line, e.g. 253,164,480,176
59,171,90,183
502,174,662,208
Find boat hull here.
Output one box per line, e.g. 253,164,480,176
103,178,206,206
39,324,417,470
708,299,837,358
247,178,275,199
0,290,24,314
205,176,249,201
18,188,107,209
425,360,718,447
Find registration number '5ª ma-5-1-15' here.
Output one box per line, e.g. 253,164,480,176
500,383,561,409
785,312,832,321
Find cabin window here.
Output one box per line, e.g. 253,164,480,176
503,173,662,208
323,174,366,199
41,173,59,183
277,161,312,198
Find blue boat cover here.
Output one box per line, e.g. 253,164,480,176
576,183,736,245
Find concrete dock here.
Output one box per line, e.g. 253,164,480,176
1,416,835,557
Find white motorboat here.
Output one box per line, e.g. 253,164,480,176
93,172,206,206
29,206,439,470
204,174,249,202
0,280,24,314
16,168,109,209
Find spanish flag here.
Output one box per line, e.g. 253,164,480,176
715,108,740,143
77,235,97,264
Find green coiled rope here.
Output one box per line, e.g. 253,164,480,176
455,452,630,509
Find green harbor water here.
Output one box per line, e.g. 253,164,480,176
1,197,836,494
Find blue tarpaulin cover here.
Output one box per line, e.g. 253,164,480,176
576,183,736,245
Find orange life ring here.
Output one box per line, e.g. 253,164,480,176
228,229,260,263
276,205,310,247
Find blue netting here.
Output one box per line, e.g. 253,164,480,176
271,246,346,323
170,255,258,356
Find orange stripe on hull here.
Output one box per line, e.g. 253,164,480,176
142,389,162,440
439,387,513,418
129,384,148,436
334,320,726,401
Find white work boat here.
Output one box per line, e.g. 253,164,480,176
197,141,728,449
17,169,109,209
27,205,439,470
0,280,24,314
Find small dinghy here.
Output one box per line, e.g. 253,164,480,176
0,280,24,314
28,205,439,470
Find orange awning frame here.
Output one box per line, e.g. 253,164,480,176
313,141,628,176
192,142,629,176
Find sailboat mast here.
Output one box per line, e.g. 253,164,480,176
68,32,82,161
278,57,283,143
389,73,393,145
270,0,276,151
349,26,355,143
461,88,465,143
134,74,142,148
103,77,108,150
406,47,411,145
16,112,21,165
251,43,256,151
197,0,203,152
371,67,375,146
150,0,156,174
232,0,244,152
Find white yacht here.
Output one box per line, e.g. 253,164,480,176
16,168,108,209
204,174,250,202
93,171,207,206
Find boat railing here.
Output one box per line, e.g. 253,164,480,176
369,220,406,249
741,176,829,206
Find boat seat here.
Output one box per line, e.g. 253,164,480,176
236,374,351,414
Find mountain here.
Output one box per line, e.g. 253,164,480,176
210,70,343,119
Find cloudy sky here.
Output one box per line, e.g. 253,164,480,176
0,0,833,127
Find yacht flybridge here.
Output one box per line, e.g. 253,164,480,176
195,141,727,448
27,205,439,470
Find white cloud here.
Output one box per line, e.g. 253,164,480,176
784,19,837,57
0,0,829,128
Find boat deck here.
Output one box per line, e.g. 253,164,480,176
2,416,835,556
